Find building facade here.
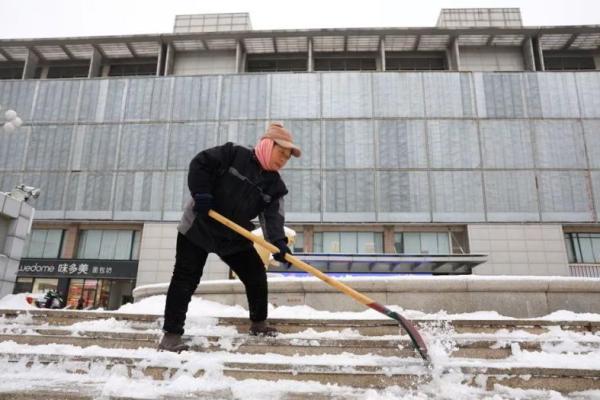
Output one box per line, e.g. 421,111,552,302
1,9,600,308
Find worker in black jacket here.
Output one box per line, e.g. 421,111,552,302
158,122,301,352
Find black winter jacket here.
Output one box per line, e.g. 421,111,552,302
178,142,288,256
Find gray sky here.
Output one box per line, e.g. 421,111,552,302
0,0,598,39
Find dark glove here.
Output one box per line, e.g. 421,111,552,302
273,238,291,263
192,193,213,216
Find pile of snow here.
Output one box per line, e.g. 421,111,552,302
0,293,36,310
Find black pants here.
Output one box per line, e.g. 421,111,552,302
163,233,268,335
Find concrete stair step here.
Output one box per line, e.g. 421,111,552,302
1,352,599,394
2,309,599,335
1,329,597,359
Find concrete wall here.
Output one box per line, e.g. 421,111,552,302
133,276,600,318
468,224,569,276
136,222,229,287
460,47,525,71
0,192,34,297
173,51,236,75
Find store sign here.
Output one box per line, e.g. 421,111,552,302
18,259,138,279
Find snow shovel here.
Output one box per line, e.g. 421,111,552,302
208,209,430,362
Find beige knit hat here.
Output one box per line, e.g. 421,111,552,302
261,122,301,158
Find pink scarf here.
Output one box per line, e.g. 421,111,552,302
254,138,276,171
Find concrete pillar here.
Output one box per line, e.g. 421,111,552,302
164,43,175,76
447,37,461,71
156,42,166,76
307,38,314,72
88,46,103,78
533,36,545,71
522,37,536,71
303,225,314,252
235,40,243,73
379,37,386,72
22,48,39,79
383,226,396,253
60,224,80,258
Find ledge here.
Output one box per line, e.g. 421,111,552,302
133,276,600,318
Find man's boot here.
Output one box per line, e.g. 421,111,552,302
249,320,278,337
157,332,190,352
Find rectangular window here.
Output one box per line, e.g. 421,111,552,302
0,63,24,79
394,232,451,254
247,57,307,72
108,62,157,77
46,65,90,79
313,231,383,253
77,230,140,260
386,56,446,71
23,229,64,259
565,233,600,263
544,56,595,71
314,58,376,71
292,232,304,252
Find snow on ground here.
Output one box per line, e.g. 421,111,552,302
1,291,600,399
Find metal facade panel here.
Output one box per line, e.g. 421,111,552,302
70,125,119,171
377,171,430,214
219,75,268,119
118,124,168,170
167,122,218,170
372,73,425,118
270,74,320,119
428,120,480,168
163,171,188,214
536,73,581,118
172,76,220,121
322,73,372,118
77,79,129,123
431,171,485,221
538,171,594,221
576,73,600,118
474,73,526,118
20,172,66,211
484,171,539,221
533,120,586,169
583,120,600,169
0,173,22,195
25,125,74,171
323,120,374,168
277,120,321,168
376,120,427,169
32,80,81,122
0,80,36,121
114,171,164,213
280,170,321,214
218,120,265,147
423,73,475,117
324,171,375,213
592,172,600,221
123,77,174,121
0,126,27,171
65,172,114,212
480,120,534,168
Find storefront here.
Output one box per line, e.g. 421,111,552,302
16,259,137,310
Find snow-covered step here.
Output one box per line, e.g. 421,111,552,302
2,350,600,394
2,309,599,336
1,330,599,360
